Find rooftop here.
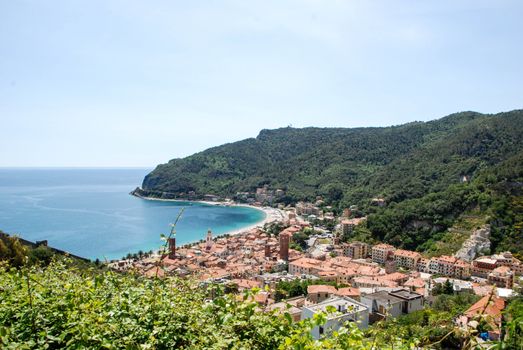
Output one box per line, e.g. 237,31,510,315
307,284,337,294
305,297,368,316
361,290,403,304
373,243,395,250
394,249,421,258
388,289,423,300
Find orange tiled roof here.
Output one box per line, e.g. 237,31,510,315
381,272,408,281
307,285,337,294
492,266,512,274
373,243,395,250
341,217,366,226
464,294,505,328
394,249,421,258
335,287,360,297
404,277,425,289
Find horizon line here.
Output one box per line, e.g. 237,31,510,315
0,166,155,169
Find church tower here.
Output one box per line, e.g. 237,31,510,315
206,229,213,250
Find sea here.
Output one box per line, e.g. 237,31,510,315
0,168,266,261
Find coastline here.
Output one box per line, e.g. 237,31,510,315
132,192,286,241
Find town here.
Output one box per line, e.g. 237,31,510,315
110,192,522,342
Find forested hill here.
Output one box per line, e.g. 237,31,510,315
140,109,523,207
139,110,523,253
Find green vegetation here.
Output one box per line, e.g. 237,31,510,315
368,293,481,349
273,278,342,302
0,259,405,349
1,243,522,349
0,233,57,268
141,110,523,254
503,296,523,349
420,212,486,257
0,234,28,268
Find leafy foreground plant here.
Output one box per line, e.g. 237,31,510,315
0,261,384,349
0,259,431,350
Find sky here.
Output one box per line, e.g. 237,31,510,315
1,1,522,167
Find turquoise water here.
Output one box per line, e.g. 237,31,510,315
0,168,265,260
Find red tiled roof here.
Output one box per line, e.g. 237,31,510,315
335,287,360,297
394,249,421,258
307,285,337,294
464,294,505,329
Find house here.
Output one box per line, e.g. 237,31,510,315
381,272,409,285
416,258,430,273
361,290,404,322
342,241,370,259
340,218,366,237
487,266,514,288
472,257,498,278
352,276,398,289
301,297,369,339
307,285,337,303
457,294,505,341
335,287,361,301
393,250,421,270
454,259,472,279
361,289,423,323
371,244,395,264
429,255,456,275
288,257,320,276
266,296,306,322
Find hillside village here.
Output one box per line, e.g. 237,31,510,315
110,193,522,342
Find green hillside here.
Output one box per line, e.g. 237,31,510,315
140,110,523,253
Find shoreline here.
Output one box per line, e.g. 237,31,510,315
131,192,286,244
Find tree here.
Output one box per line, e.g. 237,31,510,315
28,246,54,266
0,239,8,260
6,236,27,267
443,279,454,294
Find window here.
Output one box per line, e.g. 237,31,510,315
319,326,324,335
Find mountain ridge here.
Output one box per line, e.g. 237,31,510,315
138,109,523,253
140,109,522,205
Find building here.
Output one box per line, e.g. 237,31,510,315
296,202,321,216
279,232,290,261
288,257,320,276
361,291,404,321
342,241,370,259
487,266,514,288
416,258,429,273
453,259,472,279
458,294,505,341
393,250,421,270
335,287,361,301
352,276,398,289
371,244,395,265
340,218,366,236
429,255,456,275
491,251,516,267
168,237,176,259
301,297,369,339
264,244,271,258
307,285,337,303
205,229,213,251
472,257,498,278
361,289,423,323
267,296,306,322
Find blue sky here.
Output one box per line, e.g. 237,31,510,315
1,1,522,167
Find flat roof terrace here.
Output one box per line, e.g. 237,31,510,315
306,297,368,315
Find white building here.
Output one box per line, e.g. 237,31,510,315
301,297,369,339
361,289,423,322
